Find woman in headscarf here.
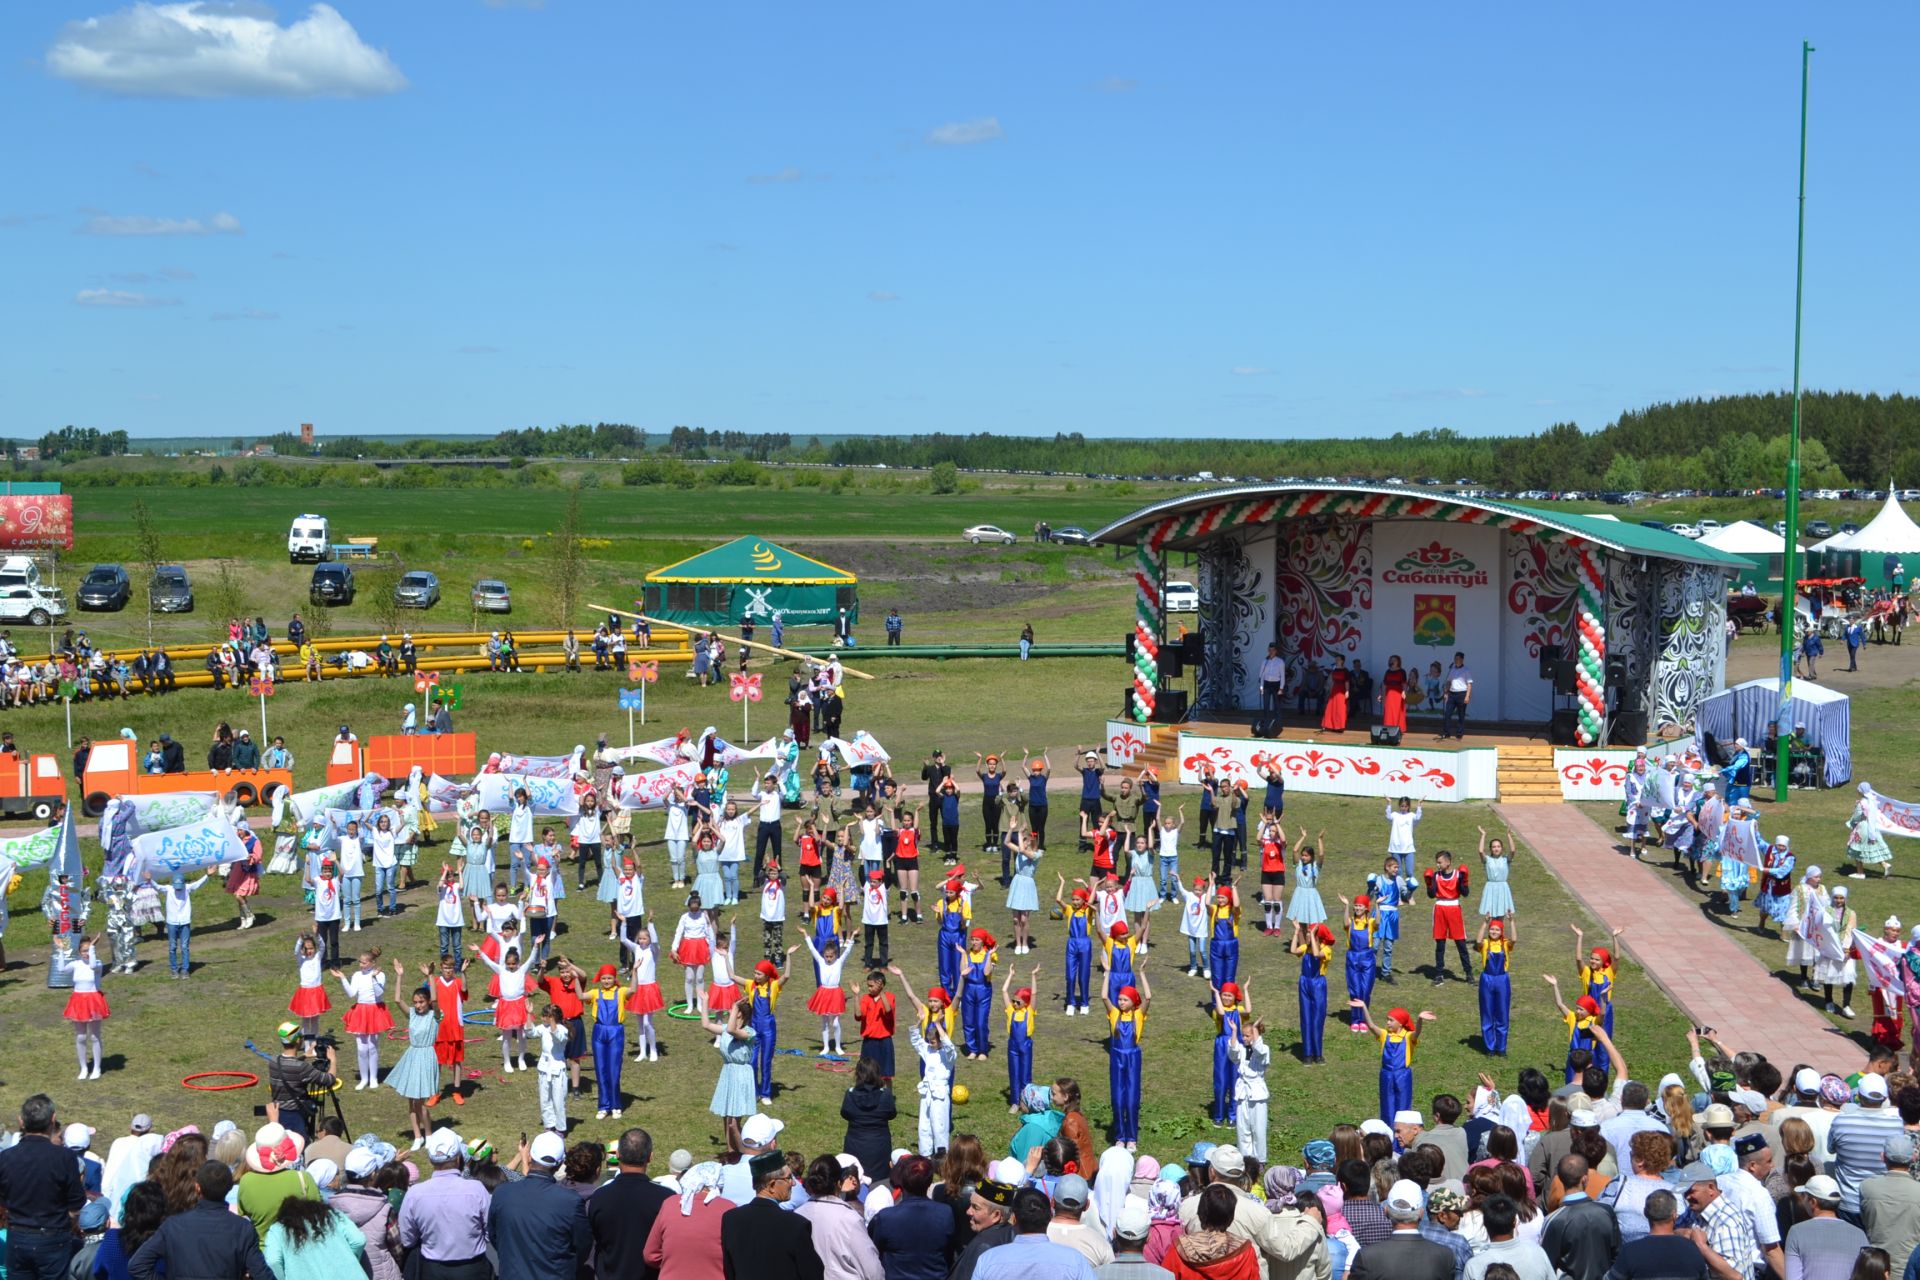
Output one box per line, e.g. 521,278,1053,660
1144,1177,1185,1266
1847,782,1895,878
1262,1165,1304,1213
1009,1081,1064,1162
643,1160,730,1280
1092,1144,1134,1241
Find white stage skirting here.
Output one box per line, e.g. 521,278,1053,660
1554,740,1702,801
1174,733,1498,802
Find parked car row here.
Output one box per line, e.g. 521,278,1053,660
68,559,511,616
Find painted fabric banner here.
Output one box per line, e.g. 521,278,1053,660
472,772,579,816
132,817,248,879
1863,787,1920,839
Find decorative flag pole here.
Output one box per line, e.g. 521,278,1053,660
618,687,645,748
251,675,275,742
730,671,763,741
1777,40,1814,805
629,661,658,729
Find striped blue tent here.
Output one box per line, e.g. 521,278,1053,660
1698,677,1850,787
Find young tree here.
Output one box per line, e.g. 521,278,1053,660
551,484,585,627
130,499,163,646
211,559,248,627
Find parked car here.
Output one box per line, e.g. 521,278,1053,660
962,524,1016,545
1052,526,1092,546
149,565,194,614
1771,520,1787,536
309,562,356,607
286,513,330,564
1638,519,1669,531
1697,518,1723,535
0,557,68,626
1806,519,1833,538
76,563,131,612
471,579,512,613
1164,580,1200,612
1840,522,1861,535
394,570,441,609
1669,523,1701,539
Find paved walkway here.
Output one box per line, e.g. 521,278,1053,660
1499,803,1866,1072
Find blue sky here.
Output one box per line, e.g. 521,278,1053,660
2,3,1915,442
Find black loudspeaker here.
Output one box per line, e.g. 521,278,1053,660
1250,718,1283,739
1151,689,1188,723
1549,709,1580,745
1124,632,1136,662
1180,632,1205,663
1371,725,1402,746
1553,660,1577,696
1609,710,1648,746
1159,648,1184,678
1605,655,1628,687
1538,643,1562,680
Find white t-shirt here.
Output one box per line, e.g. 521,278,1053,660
312,877,343,923
509,802,534,845
573,810,601,845
337,837,366,877
1179,889,1208,939
718,815,752,864
1158,824,1180,858
761,879,786,923
1386,806,1421,856
435,882,465,927
164,877,205,925
861,881,890,926
370,830,398,870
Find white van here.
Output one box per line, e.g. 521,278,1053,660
288,514,331,563
0,556,66,625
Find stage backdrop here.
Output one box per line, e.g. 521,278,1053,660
1366,522,1505,718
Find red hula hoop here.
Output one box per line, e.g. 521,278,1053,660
183,1071,259,1092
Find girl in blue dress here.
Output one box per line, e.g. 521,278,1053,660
1210,980,1248,1126
956,928,997,1060
1208,884,1242,991
1291,921,1333,1064
384,978,443,1151
1339,893,1379,1033
1004,831,1042,954
1286,845,1327,926
1101,971,1152,1151
1122,835,1160,924
1001,963,1040,1112
1476,825,1516,920
1053,875,1095,1016
1349,1001,1433,1123
1476,917,1513,1055
699,995,757,1150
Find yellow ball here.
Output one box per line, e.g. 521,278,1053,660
951,1084,971,1104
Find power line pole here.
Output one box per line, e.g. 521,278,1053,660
1776,40,1814,804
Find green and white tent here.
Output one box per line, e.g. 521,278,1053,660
641,536,859,628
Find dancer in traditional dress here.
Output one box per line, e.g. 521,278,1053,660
1847,783,1895,879
1425,850,1473,984
1622,753,1652,860
1475,825,1516,922
1755,834,1796,935
333,948,391,1090
1785,865,1826,989
1818,885,1859,1019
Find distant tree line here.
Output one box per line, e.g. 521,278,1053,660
33,425,130,460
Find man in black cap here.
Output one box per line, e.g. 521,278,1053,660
921,750,952,850
950,1173,1019,1280
719,1150,820,1280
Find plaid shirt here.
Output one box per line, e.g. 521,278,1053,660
1418,1218,1473,1280
1685,1196,1759,1276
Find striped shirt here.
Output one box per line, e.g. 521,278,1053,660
1684,1196,1758,1276
1828,1104,1906,1214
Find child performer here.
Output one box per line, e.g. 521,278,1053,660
1476,825,1517,922
65,934,109,1081
1178,874,1210,979
1290,922,1333,1065
1227,1015,1271,1163
1055,876,1095,1014
1005,832,1042,954
1338,894,1379,1032
1571,922,1623,1069
1105,920,1146,1011
860,868,892,968
612,855,647,949
1210,980,1250,1127
385,976,442,1151
1207,882,1241,994
333,948,391,1090
895,806,925,923
1122,832,1160,935
1349,1001,1434,1123
532,1004,571,1135
433,864,465,962
1002,962,1041,1111
856,968,898,1080
893,965,961,1157
795,817,824,898
1094,874,1127,942
289,933,332,1052
1365,853,1418,981
525,855,563,965
1254,819,1287,935
1100,971,1152,1152
620,920,665,1063
1542,975,1603,1084
1084,812,1120,886
936,873,974,997
1286,839,1326,929
537,957,588,1097
1871,915,1907,1054
670,894,717,1013
1755,834,1796,938
745,951,795,1105
1386,798,1422,870
1424,851,1474,983
1476,918,1514,1056
705,920,742,1015
803,934,850,1055
102,877,137,975
1156,805,1185,902
470,940,534,1073
957,928,998,1060
423,956,468,1104
460,822,497,928
582,963,631,1120
225,823,262,929
759,857,786,964
806,885,847,985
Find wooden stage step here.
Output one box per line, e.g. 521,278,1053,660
1496,740,1562,805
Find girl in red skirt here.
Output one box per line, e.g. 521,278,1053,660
288,933,332,1053
1321,656,1350,733
472,939,536,1073
225,822,262,930
423,954,469,1105
802,933,851,1055
331,948,391,1091
704,922,741,1014
621,917,665,1062
1378,655,1409,734
669,893,717,1013
65,934,109,1080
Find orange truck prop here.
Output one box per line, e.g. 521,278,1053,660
326,734,477,788
0,752,67,821
79,737,292,818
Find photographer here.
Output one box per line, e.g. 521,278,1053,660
267,1021,338,1141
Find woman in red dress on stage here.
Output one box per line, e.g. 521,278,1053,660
1379,655,1408,734
1320,656,1350,732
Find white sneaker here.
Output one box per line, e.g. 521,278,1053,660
611,1109,622,1118
635,1052,647,1062
1842,1006,1857,1019
410,1137,425,1151
1062,1006,1074,1017
649,1048,659,1061
596,1110,608,1120
503,1062,516,1074
518,1059,529,1071
1078,1006,1090,1016
78,1069,89,1080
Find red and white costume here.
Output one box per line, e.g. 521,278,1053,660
805,936,849,1015
337,967,392,1035
623,936,665,1014
671,910,714,967
1425,865,1469,941
432,974,468,1065
288,942,332,1017
64,954,110,1023
478,949,535,1029
1096,886,1127,937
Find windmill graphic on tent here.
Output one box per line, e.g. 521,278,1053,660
742,587,775,618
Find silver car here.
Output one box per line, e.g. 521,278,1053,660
395,570,441,609
471,579,512,613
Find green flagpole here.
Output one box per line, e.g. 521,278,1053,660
1776,40,1814,804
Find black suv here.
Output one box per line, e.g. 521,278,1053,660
77,563,131,611
310,562,356,606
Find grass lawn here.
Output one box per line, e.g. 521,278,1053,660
1,652,1694,1168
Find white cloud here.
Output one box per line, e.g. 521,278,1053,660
867,290,900,303
83,210,243,236
75,287,180,308
746,166,805,185
926,116,1003,146
1230,365,1272,377
48,2,407,99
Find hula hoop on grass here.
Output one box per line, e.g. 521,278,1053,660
183,1071,258,1092
666,1001,704,1021
815,1061,855,1074
463,1009,496,1026
461,1068,491,1080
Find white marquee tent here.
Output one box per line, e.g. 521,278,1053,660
1813,489,1920,556
1698,520,1805,555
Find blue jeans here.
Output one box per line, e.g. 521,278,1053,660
438,925,462,958
1158,855,1180,898
1188,935,1206,972
6,1228,76,1280
168,922,191,974
508,843,533,892
1442,692,1468,738
374,864,398,913
343,876,364,927
721,862,741,903
1019,638,1031,661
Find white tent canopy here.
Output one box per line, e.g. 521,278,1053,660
1817,489,1920,555
1698,520,1805,555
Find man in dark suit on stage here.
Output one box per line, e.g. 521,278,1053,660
720,1150,821,1280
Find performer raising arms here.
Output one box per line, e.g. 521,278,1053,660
1338,893,1379,1032
1291,921,1334,1065
288,933,332,1054
1476,918,1514,1056
620,916,665,1063
1364,853,1418,982
1424,850,1474,985
65,934,110,1081
801,933,850,1056
890,964,961,1158
1001,961,1041,1112
956,928,998,1060
333,947,391,1090
669,894,717,1013
1571,921,1624,1071
1054,874,1094,1016
1100,967,1153,1151
1542,974,1604,1084
1209,979,1251,1127
1348,1000,1435,1124
422,955,469,1106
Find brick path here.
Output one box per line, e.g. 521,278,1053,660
1498,803,1866,1072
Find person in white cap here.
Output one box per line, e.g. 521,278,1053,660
397,1129,492,1279
1829,1072,1904,1220
1871,915,1910,1054
329,1146,400,1280
1348,1179,1453,1280
1102,1198,1170,1280
100,1113,162,1211
1785,864,1827,989
489,1131,590,1280
719,1113,785,1206
63,1123,102,1194
1783,1172,1867,1276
